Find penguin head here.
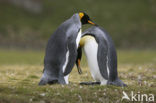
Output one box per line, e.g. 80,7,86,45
79,12,96,25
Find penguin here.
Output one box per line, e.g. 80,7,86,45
76,26,127,87
39,12,96,85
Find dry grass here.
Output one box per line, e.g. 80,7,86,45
0,64,155,103
0,50,156,103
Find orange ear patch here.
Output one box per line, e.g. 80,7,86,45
79,12,84,19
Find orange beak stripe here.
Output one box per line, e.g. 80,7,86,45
88,20,95,25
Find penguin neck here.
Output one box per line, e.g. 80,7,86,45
79,35,95,47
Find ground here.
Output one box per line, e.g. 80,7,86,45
0,49,155,103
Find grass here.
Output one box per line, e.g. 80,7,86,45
0,49,156,103
0,49,44,65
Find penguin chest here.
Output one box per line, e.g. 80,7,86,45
76,29,82,48
83,36,107,85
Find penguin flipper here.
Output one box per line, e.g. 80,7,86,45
63,40,77,76
97,38,109,80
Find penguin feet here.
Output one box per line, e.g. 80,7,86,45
38,79,58,86
38,75,67,86
107,78,127,87
38,79,48,86
38,74,59,86
80,81,101,85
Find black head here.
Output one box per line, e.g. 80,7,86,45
79,12,96,25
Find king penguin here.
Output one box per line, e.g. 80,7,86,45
76,26,126,87
39,12,96,85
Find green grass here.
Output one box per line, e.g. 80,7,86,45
0,49,155,65
118,50,156,64
0,49,156,103
0,49,44,65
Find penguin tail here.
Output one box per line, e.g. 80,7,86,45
107,78,127,87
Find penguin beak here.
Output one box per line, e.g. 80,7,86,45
88,20,96,25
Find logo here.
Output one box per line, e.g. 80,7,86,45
122,91,130,101
122,91,154,102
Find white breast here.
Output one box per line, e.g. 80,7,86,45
62,50,69,84
76,29,82,48
83,36,107,85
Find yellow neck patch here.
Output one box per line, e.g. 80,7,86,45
79,35,95,47
79,12,84,19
